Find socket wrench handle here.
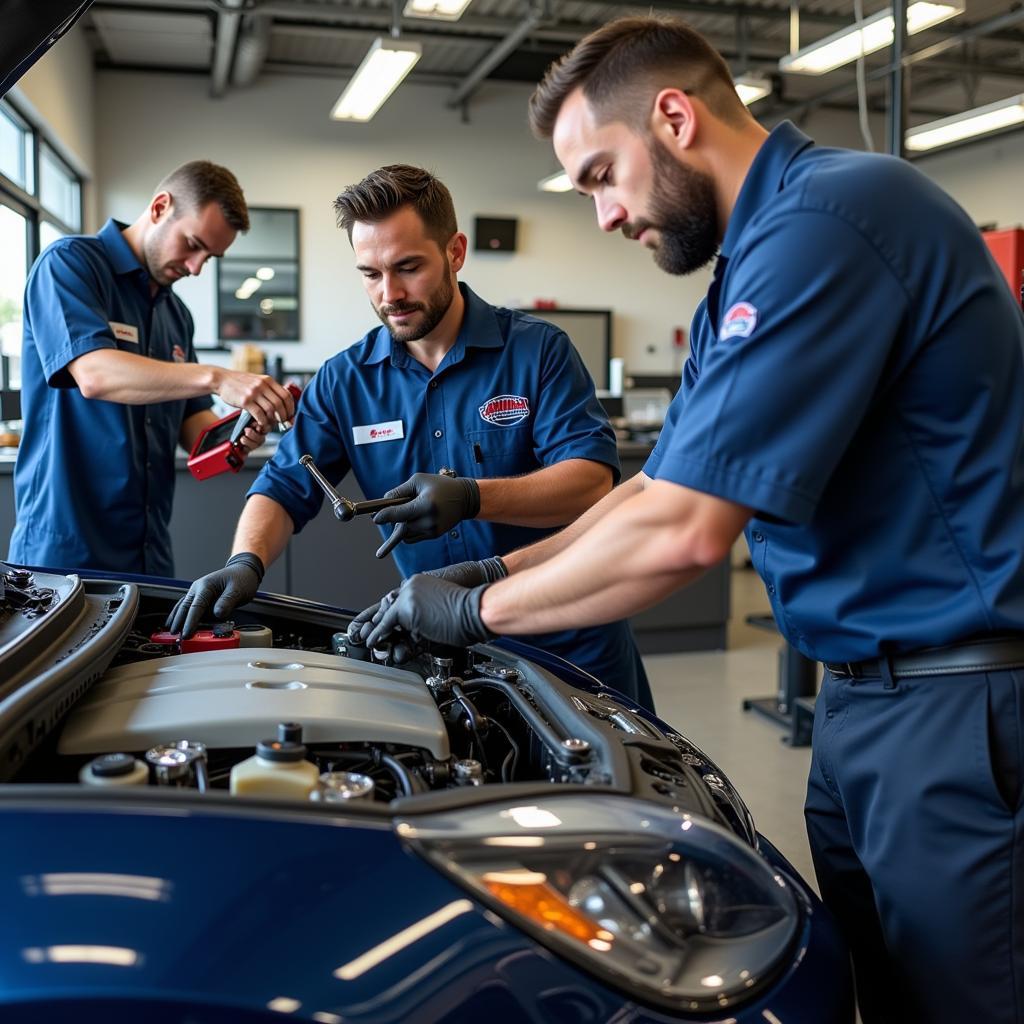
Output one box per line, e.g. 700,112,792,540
352,495,413,517
299,455,357,521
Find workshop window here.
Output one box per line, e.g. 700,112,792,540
216,207,300,343
0,98,84,392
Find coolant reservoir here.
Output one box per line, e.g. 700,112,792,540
230,728,319,800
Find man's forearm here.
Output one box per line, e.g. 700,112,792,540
501,472,647,572
482,480,750,633
475,459,611,528
70,349,221,404
231,494,295,568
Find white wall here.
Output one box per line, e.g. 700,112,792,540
95,70,710,373
12,24,97,231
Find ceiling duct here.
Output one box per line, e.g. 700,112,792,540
232,14,272,88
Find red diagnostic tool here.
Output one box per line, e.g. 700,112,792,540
187,383,301,482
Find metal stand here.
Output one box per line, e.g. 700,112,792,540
742,615,818,746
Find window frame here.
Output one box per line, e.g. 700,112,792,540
0,95,85,391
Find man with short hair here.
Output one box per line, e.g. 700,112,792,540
9,160,296,577
359,18,1024,1023
171,164,651,709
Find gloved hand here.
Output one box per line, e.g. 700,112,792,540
347,556,508,647
364,574,496,652
373,473,481,559
166,552,265,639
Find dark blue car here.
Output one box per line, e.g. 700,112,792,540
0,566,854,1022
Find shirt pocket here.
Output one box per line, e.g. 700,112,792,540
464,426,537,478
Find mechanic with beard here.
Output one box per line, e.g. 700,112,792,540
170,163,653,709
10,160,296,576
357,18,1024,1024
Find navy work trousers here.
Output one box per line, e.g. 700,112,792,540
806,666,1024,1023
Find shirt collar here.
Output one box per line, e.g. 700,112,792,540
364,282,505,367
720,121,815,259
98,218,147,277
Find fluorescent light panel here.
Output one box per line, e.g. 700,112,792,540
906,94,1024,152
780,2,962,75
734,74,771,105
404,0,472,20
330,37,422,122
538,171,573,193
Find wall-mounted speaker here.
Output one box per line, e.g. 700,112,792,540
474,216,518,253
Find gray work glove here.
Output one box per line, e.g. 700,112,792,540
373,472,481,559
166,552,264,639
364,574,496,653
348,556,508,649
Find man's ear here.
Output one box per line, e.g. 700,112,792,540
651,88,699,152
448,231,468,274
150,190,173,224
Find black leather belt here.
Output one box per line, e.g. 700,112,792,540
825,635,1024,680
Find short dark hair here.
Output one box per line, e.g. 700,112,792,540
157,160,249,231
529,15,747,140
333,164,458,248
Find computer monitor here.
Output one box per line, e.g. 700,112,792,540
517,308,612,390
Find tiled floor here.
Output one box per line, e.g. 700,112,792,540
644,565,818,888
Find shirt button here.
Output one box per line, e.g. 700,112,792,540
429,380,438,389
767,583,776,595
449,529,459,539
434,430,443,438
752,531,764,543
145,417,152,426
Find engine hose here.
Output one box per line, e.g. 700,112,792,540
379,751,426,796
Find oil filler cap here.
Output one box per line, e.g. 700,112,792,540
256,739,307,762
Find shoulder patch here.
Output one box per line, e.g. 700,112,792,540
479,394,530,426
719,302,759,341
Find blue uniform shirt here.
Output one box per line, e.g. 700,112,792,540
646,122,1024,663
252,283,649,701
9,219,212,576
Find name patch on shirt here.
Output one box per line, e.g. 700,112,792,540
479,394,530,426
353,420,405,445
719,302,759,341
109,321,139,344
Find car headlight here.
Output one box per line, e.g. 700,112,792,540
396,795,799,1013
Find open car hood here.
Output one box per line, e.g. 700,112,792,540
1,0,94,98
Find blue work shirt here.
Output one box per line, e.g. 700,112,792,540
9,219,212,577
646,122,1024,663
252,283,649,701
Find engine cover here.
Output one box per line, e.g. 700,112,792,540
58,647,449,759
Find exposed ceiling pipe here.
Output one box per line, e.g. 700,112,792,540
446,1,548,108
210,0,244,97
232,13,272,87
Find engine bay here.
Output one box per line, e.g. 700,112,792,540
0,567,757,845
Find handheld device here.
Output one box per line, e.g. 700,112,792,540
188,383,301,482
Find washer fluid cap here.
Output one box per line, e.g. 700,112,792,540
257,739,307,763
90,752,137,777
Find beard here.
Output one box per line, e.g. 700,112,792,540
374,261,455,342
629,141,720,276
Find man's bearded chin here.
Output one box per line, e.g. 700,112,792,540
647,142,720,276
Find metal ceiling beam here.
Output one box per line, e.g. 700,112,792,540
210,0,244,95
446,2,547,108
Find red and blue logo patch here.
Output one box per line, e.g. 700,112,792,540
720,302,759,341
479,394,530,426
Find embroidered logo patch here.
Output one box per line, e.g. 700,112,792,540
719,302,759,341
479,394,530,426
172,345,186,363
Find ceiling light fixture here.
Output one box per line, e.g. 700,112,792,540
779,1,963,75
330,37,422,122
905,94,1024,152
403,0,473,21
538,171,573,193
734,74,771,106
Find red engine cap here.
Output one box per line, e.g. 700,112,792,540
149,630,180,646
181,630,241,654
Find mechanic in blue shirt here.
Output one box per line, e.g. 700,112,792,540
360,19,1024,1024
169,164,652,709
9,160,296,576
